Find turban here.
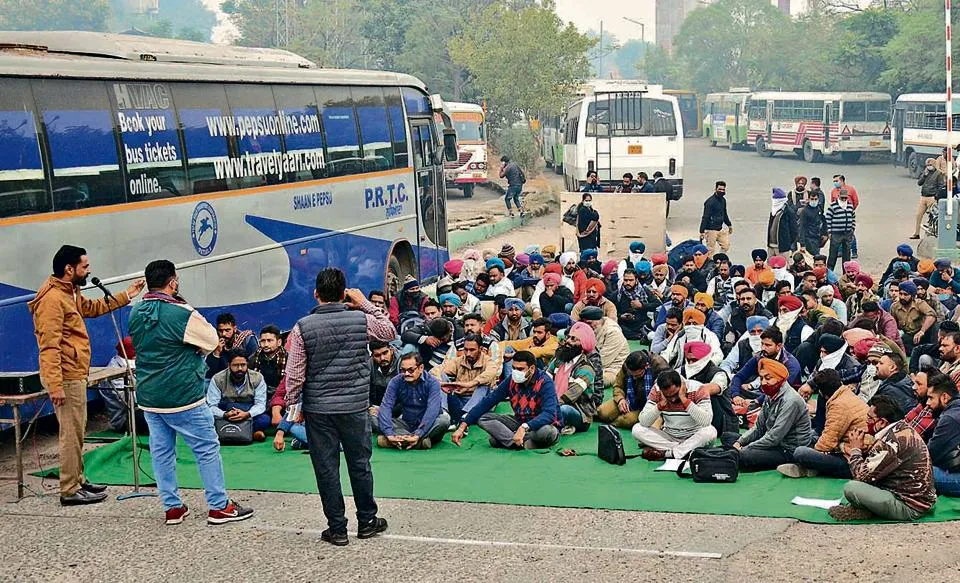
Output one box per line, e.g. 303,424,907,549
684,341,712,361
653,264,670,278
499,243,516,259
918,259,935,276
671,284,689,299
746,315,770,331
543,272,562,286
778,295,803,312
569,321,597,353
651,253,668,266
462,249,481,262
896,243,914,257
935,258,953,270
892,261,911,275
541,244,558,259
694,292,714,310
502,258,513,270
898,281,918,296
758,270,776,287
714,253,730,264
602,260,618,277
732,264,746,277
842,328,874,347
842,261,861,275
759,358,790,383
586,278,607,295
855,273,874,288
117,337,136,360
523,244,541,255
795,176,808,185
752,249,768,261
772,187,787,199
683,308,706,325
580,248,599,261
817,285,835,299
580,306,604,321
629,241,646,253
529,253,544,265
544,263,563,275
635,260,653,275
444,259,464,277
438,293,462,307
559,251,578,266
769,256,787,269
515,253,530,267
548,312,572,331
402,276,420,291
485,257,506,272
853,338,879,360
692,243,709,255
505,298,525,310
818,333,845,353
913,277,930,289
482,249,497,261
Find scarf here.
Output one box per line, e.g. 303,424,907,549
143,291,186,304
554,361,575,398
772,268,794,285
776,308,801,335
771,197,788,216
818,345,848,371
683,355,712,378
617,284,646,304
665,326,710,368
748,334,763,353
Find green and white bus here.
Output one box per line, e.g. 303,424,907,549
702,89,750,148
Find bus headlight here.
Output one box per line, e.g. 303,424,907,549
669,158,676,176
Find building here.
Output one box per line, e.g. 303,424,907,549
656,0,803,53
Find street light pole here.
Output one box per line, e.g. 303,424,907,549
622,16,645,42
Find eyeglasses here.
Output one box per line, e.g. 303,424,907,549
400,366,419,374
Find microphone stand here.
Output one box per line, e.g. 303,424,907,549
99,286,156,501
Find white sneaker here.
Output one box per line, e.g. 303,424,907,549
560,426,576,436
777,463,817,478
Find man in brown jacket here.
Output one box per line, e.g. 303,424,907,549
434,334,502,426
778,369,867,479
28,245,144,505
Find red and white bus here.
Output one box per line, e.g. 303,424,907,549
442,101,487,198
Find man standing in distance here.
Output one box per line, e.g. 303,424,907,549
284,268,397,546
699,181,733,257
29,245,145,505
499,155,525,217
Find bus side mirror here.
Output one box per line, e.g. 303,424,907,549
443,129,458,162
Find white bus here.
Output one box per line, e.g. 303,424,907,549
891,93,960,177
562,80,684,196
442,101,487,198
0,32,455,420
746,91,891,163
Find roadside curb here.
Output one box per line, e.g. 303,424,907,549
448,197,557,252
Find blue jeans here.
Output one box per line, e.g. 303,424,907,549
505,184,522,210
278,419,308,444
218,400,271,432
447,386,491,425
143,405,229,511
559,404,589,433
934,466,960,497
793,446,851,478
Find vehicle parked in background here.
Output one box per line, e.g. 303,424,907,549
442,101,487,198
891,93,960,177
702,89,750,148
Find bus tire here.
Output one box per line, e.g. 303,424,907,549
756,137,774,157
555,163,563,175
462,184,474,198
907,151,921,178
803,140,822,163
840,151,862,164
386,243,417,299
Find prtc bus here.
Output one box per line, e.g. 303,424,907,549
442,101,487,198
702,89,750,148
891,93,960,177
746,91,891,163
0,32,456,422
562,80,684,195
664,89,701,137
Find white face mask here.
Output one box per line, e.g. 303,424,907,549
511,369,528,384
583,201,593,208
748,335,763,352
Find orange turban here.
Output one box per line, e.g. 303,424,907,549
671,284,689,300
585,278,606,295
758,270,776,287
683,308,706,325
694,292,714,310
918,259,935,276
758,358,789,383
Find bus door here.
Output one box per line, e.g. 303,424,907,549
765,101,774,143
824,101,833,152
892,106,904,165
409,119,447,281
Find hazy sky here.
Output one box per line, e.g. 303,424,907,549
554,0,656,43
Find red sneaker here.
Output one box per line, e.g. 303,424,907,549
165,505,189,525
207,500,254,525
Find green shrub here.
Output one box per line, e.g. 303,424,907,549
491,125,538,175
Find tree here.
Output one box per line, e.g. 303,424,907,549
640,45,681,86
830,8,899,91
288,0,367,68
878,1,957,93
394,5,476,101
612,40,649,80
221,0,277,48
0,0,110,31
585,29,620,79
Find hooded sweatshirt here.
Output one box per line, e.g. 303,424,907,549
28,276,130,393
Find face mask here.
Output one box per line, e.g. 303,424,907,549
760,382,781,398
511,369,528,384
833,181,841,188
748,335,763,352
583,201,593,208
808,199,818,208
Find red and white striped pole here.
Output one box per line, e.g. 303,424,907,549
948,0,954,217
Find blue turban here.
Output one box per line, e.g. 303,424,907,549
746,315,770,332
893,261,911,274
896,244,914,257
529,253,544,265
548,312,572,331
580,248,599,261
485,257,506,272
772,187,787,199
438,293,462,307
505,298,525,310
752,248,768,261
635,260,653,274
934,258,952,270
629,241,646,253
898,281,918,296
692,243,709,255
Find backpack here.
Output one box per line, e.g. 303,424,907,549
519,167,527,184
597,425,641,465
676,447,740,483
562,204,579,226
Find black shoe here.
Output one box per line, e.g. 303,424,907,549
320,529,349,546
60,489,108,506
81,481,108,494
357,517,388,539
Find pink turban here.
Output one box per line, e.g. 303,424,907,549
684,341,712,361
569,322,597,353
543,272,562,286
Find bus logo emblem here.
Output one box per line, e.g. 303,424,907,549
191,201,218,257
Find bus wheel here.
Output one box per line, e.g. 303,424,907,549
794,148,804,160
907,151,921,178
386,244,417,300
555,163,563,175
756,137,774,157
840,151,862,164
803,140,822,163
462,184,474,198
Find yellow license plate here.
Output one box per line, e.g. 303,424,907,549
628,145,643,155
869,140,881,146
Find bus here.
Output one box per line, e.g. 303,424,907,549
664,89,701,137
702,90,750,148
746,91,892,163
442,101,487,198
562,80,684,196
540,113,564,174
891,93,960,177
0,32,456,421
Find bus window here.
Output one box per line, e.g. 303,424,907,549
384,88,409,168
317,86,361,177
271,84,327,183
171,83,232,194
841,101,866,122
452,115,484,142
110,81,187,201
401,87,430,116
32,79,125,211
645,98,677,137
354,86,395,172
0,79,48,218
225,84,283,188
866,101,889,122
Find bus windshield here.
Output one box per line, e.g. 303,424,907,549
452,113,484,142
585,95,676,137
842,100,889,122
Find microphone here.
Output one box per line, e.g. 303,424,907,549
90,277,115,301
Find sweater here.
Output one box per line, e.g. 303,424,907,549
464,369,560,430
738,384,813,453
639,383,714,439
592,319,631,385
378,373,444,438
824,201,856,235
699,193,731,232
927,398,960,471
848,421,936,515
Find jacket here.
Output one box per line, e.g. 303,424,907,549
501,335,559,364
767,204,798,253
547,353,597,424
592,318,631,386
298,304,373,415
797,205,826,245
876,372,918,418
29,276,130,393
848,420,936,515
815,385,868,453
571,297,618,322
128,293,219,412
369,350,400,407
699,193,731,233
738,384,813,454
433,352,501,390
918,167,945,197
927,398,960,471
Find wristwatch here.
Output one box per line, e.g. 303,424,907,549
521,423,530,431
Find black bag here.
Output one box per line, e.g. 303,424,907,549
597,425,626,465
519,168,527,184
562,204,579,226
215,418,253,445
676,447,739,483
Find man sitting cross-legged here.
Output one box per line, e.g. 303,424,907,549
450,350,561,450
633,370,717,461
373,352,449,450
434,334,501,427
829,395,937,522
596,351,669,429
207,350,270,442
778,368,867,479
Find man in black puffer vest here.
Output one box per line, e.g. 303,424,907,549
284,268,397,546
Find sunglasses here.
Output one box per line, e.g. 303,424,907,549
400,366,419,374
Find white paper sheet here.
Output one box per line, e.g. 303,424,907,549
655,459,685,472
790,496,842,510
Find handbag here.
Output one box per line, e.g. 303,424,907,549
597,425,641,465
215,418,253,445
676,446,739,483
562,203,579,226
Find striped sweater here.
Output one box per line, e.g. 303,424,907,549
824,201,856,234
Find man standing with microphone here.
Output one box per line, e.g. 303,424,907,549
29,245,145,505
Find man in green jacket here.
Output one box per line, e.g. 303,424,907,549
129,259,254,526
